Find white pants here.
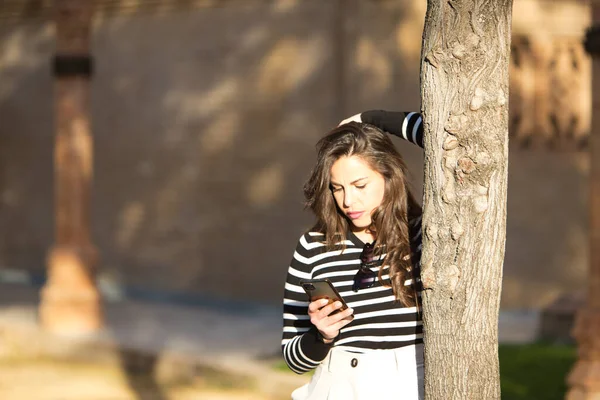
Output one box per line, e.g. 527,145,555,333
292,344,424,400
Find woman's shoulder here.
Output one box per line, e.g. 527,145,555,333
293,230,327,254
289,231,332,268
297,230,325,242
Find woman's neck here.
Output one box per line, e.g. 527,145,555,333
353,229,376,244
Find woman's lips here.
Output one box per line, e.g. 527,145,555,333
347,211,364,220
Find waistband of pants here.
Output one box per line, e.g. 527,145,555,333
325,343,424,373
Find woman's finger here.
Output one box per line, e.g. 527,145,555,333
317,306,353,329
318,312,354,339
328,315,354,332
325,307,354,324
318,301,343,318
308,298,329,314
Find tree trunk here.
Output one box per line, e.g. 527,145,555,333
419,1,513,398
39,0,102,335
566,4,600,397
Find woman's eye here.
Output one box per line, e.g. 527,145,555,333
331,187,342,193
356,184,366,190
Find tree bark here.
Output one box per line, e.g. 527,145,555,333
39,0,102,335
419,1,513,398
566,3,600,397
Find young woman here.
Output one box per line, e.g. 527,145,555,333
281,111,425,400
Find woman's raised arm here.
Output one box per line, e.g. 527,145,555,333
340,110,424,149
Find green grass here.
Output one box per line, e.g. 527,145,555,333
499,342,576,400
273,342,577,400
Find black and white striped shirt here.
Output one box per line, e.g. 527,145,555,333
281,111,425,374
361,110,424,148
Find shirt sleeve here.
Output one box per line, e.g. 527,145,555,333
281,234,333,374
361,110,424,149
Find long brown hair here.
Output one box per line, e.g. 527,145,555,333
303,122,421,306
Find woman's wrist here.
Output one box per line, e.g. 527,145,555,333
322,336,334,344
317,329,336,344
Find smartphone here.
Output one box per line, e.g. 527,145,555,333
300,278,352,317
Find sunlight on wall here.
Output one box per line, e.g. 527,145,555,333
355,37,391,95
513,0,590,36
257,37,326,96
116,201,146,249
1,30,27,66
239,26,269,52
0,24,52,102
395,0,426,68
164,78,240,122
162,78,240,147
247,163,284,207
272,0,300,14
574,152,590,175
199,110,241,155
100,0,144,18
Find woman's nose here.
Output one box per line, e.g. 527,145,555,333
343,191,354,208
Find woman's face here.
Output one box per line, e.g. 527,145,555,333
330,155,386,232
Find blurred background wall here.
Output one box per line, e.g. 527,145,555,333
0,0,591,309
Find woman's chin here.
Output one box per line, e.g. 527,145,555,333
350,220,371,231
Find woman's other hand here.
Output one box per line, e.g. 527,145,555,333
308,299,354,343
338,113,362,126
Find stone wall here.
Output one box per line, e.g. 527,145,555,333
0,0,591,308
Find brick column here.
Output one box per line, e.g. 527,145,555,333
566,2,600,398
39,0,102,335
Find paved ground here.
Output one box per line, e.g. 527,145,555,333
0,283,541,400
0,356,273,400
0,284,305,400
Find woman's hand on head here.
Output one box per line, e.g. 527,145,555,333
338,113,362,126
308,299,354,342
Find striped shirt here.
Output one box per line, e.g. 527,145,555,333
281,110,425,375
281,218,423,374
361,110,424,148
